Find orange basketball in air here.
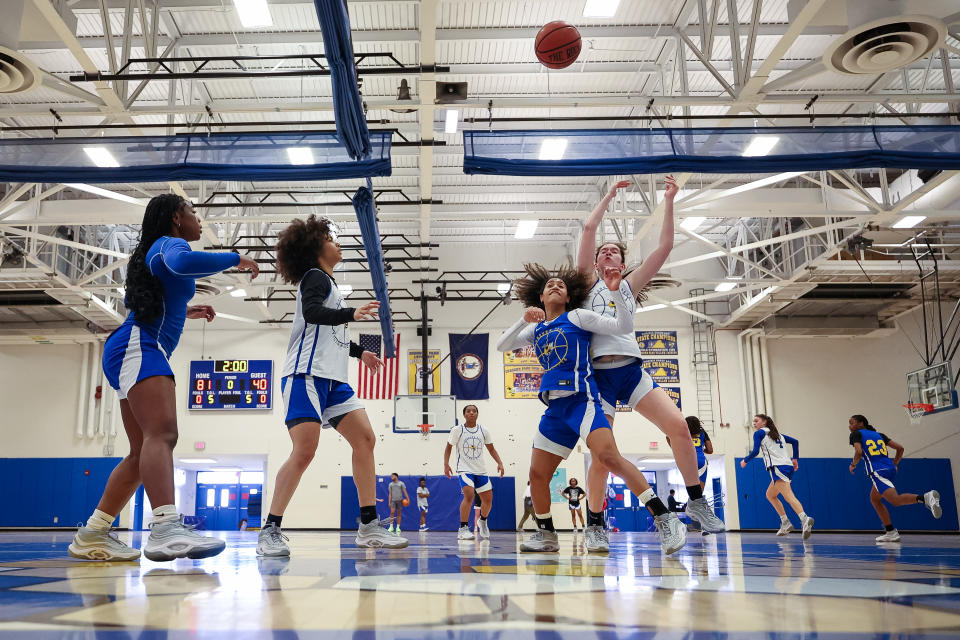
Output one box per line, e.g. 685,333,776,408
535,21,582,69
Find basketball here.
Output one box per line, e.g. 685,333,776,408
535,21,581,69
402,498,410,507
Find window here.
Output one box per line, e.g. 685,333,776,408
220,488,230,508
206,488,215,507
623,489,632,508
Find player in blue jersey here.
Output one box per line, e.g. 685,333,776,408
257,215,406,556
497,263,686,555
741,414,814,539
848,414,941,542
69,194,259,562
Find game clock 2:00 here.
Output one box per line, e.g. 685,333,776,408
188,360,273,410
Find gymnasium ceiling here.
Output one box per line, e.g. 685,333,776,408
1,0,960,340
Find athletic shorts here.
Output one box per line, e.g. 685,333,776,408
869,467,897,492
103,324,173,400
418,501,428,512
534,392,611,459
768,465,794,483
593,359,658,417
568,501,582,510
698,462,709,484
390,500,404,512
459,473,492,493
281,374,363,429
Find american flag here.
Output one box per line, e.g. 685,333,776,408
357,333,400,399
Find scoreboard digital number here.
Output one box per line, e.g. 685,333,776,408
188,360,273,410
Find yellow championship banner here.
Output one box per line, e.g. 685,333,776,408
636,330,678,356
504,346,543,399
643,358,680,384
408,349,441,395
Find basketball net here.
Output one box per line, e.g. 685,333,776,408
903,402,933,425
419,423,433,440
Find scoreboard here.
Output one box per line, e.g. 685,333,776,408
188,360,273,410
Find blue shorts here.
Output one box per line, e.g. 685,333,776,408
459,473,492,493
698,461,708,484
534,392,611,459
769,465,794,483
103,324,173,400
869,467,897,492
281,374,363,429
593,359,658,417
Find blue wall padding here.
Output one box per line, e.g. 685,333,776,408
0,458,122,527
341,475,516,531
0,131,391,183
464,126,960,176
735,457,957,531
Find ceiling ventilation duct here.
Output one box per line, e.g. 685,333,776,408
821,1,946,75
0,0,40,95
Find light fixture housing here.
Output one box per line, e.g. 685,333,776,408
892,215,926,228
514,220,538,239
444,109,458,134
497,282,511,295
83,147,120,168
583,0,621,17
233,0,273,27
286,147,315,165
538,138,568,161
742,135,781,157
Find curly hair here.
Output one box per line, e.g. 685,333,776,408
594,241,627,263
685,415,702,438
275,215,335,284
124,194,185,323
513,263,593,311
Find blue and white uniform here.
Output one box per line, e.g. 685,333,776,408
497,287,633,458
743,427,799,483
103,237,240,399
693,429,711,483
280,268,367,429
849,428,897,491
447,423,494,493
582,278,658,417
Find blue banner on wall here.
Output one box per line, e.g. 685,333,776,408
636,330,678,355
449,333,489,400
644,359,680,384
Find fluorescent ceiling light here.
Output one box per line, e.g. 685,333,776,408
286,147,314,165
680,216,706,231
444,109,458,134
497,282,511,295
583,0,621,17
83,147,120,167
64,183,144,206
230,288,247,298
892,215,926,229
538,138,568,161
179,458,217,464
514,220,538,239
233,0,272,27
338,284,353,297
714,282,738,292
636,304,667,313
742,135,781,157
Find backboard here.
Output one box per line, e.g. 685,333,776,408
393,394,457,434
906,362,958,415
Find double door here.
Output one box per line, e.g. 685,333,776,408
607,476,657,532
196,483,262,530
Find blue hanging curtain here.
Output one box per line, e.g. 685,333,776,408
314,0,371,160
463,126,960,176
0,131,391,183
353,181,395,358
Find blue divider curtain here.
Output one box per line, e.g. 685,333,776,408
463,126,960,176
0,131,391,183
314,0,371,160
353,181,395,358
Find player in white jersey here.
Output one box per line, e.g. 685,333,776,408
257,216,407,556
557,176,725,549
740,414,813,539
444,405,505,540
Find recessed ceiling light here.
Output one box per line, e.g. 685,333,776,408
680,216,706,231
742,135,781,157
892,215,926,228
714,282,738,292
233,0,272,27
83,147,120,167
583,0,621,18
230,288,247,298
444,109,458,134
497,282,511,295
538,138,568,161
286,147,314,165
514,220,538,239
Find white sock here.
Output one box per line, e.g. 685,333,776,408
637,488,655,505
780,514,789,524
798,512,807,521
152,504,179,523
86,509,115,532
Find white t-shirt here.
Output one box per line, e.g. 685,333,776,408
447,423,493,474
581,277,642,361
416,486,429,505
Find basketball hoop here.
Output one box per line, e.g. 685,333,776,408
903,402,934,424
418,423,433,440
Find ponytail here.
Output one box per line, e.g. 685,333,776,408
851,414,871,429
756,413,781,442
124,194,183,323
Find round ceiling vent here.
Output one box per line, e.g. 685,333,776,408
645,273,682,290
823,16,946,75
0,46,40,95
194,280,223,299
